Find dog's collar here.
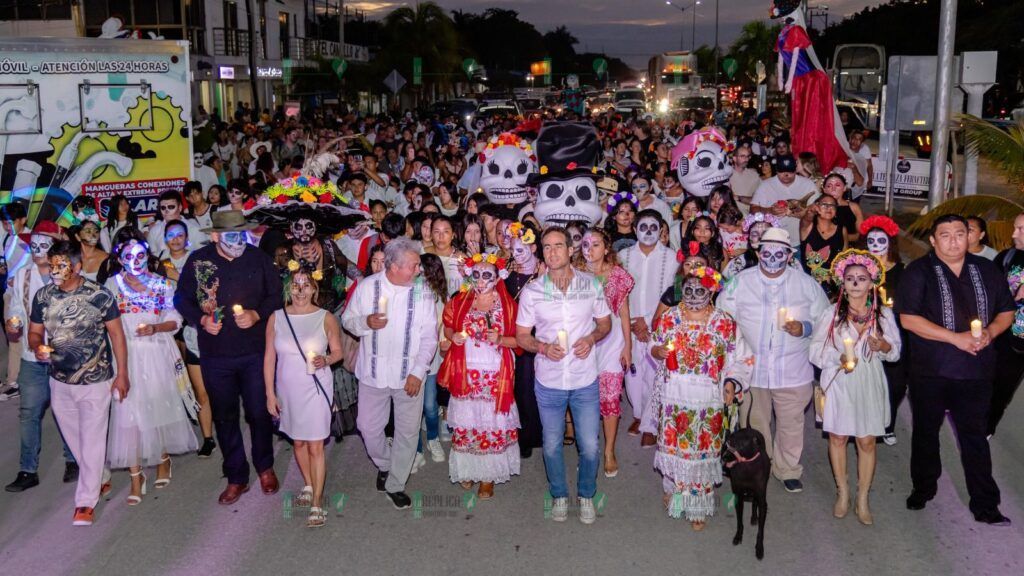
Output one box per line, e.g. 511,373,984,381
725,446,761,468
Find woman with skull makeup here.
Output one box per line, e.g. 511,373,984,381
650,267,752,529
631,174,673,226
722,213,780,279
810,250,901,525
287,211,349,314
652,242,714,325
71,220,107,282
859,215,906,446
574,228,634,477
105,237,199,505
438,254,521,498
219,179,252,213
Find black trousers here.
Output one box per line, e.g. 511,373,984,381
514,350,543,450
988,335,1024,436
883,357,909,435
909,376,1000,515
200,352,275,485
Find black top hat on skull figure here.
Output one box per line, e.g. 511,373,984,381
526,121,602,186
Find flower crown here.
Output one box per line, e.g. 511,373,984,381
478,133,536,164
690,266,724,292
259,173,346,208
684,131,735,160
830,249,885,286
742,212,780,233
286,259,324,281
859,215,900,238
506,221,535,245
606,191,639,214
460,252,510,291
677,240,707,263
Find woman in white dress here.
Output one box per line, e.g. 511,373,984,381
264,265,343,528
75,220,107,281
105,239,198,505
811,249,901,526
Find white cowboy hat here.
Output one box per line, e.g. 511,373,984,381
249,140,272,158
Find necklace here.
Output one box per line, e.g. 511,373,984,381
848,305,871,324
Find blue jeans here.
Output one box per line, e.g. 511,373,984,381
417,373,440,453
535,379,601,499
19,359,74,473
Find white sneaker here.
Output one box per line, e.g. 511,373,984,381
410,451,426,474
882,433,897,446
578,497,596,524
551,497,569,522
0,382,19,402
427,439,446,462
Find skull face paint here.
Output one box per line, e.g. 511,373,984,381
218,231,247,258
511,236,536,274
290,218,317,245
636,216,661,247
119,242,149,276
289,272,315,304
843,265,872,299
78,223,100,247
470,263,498,294
758,244,791,275
413,164,435,187
747,222,771,250
681,276,712,310
866,230,890,257
48,255,74,286
30,234,54,261
534,177,602,228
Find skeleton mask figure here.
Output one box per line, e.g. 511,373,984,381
758,244,791,275
866,229,889,258
681,276,712,311
290,218,317,245
478,134,536,205
511,236,537,275
747,222,771,250
30,234,55,261
671,127,734,197
413,164,435,187
566,224,585,256
534,177,602,228
119,242,148,276
566,74,580,90
469,262,499,294
49,255,74,286
218,231,247,259
636,216,661,247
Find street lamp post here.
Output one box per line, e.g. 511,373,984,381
664,1,700,52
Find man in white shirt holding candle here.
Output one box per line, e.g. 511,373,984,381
342,237,438,510
516,227,612,524
718,227,829,493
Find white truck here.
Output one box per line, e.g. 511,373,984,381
0,37,193,226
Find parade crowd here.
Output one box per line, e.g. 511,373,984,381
0,100,1019,533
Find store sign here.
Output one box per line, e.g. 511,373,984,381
869,156,951,200
219,66,234,79
256,66,283,79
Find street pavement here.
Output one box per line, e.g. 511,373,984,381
0,388,1021,576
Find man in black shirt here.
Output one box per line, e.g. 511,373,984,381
175,211,283,505
990,212,1024,436
896,214,1014,526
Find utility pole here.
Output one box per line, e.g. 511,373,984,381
928,0,957,209
713,0,719,85
245,0,260,112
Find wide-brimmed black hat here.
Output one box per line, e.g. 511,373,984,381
244,201,368,236
526,121,601,186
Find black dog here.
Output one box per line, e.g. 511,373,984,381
722,389,770,560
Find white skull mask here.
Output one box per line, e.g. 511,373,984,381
30,234,54,260
566,74,579,90
681,277,712,310
480,143,535,205
758,244,791,274
290,218,317,244
413,164,435,187
673,128,733,197
866,230,889,257
636,216,661,246
534,177,602,228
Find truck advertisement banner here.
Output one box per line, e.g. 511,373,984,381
0,38,193,226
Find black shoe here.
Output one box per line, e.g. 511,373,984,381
519,446,533,459
974,509,1012,526
197,438,217,458
386,491,411,509
375,471,388,492
62,462,79,483
906,490,934,510
5,472,39,492
782,479,803,493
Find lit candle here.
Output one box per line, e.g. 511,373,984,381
786,315,795,324
38,345,52,360
9,315,21,328
886,297,894,307
232,304,243,316
665,340,675,351
458,330,468,341
378,296,388,316
557,329,568,350
777,307,788,328
971,319,983,339
843,337,856,371
306,350,318,375
137,323,147,333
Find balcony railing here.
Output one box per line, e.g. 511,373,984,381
212,28,264,58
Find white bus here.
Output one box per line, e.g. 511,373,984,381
647,52,702,113
829,44,886,132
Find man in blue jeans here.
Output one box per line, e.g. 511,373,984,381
4,221,77,492
516,227,611,524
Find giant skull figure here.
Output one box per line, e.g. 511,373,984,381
527,122,602,228
670,127,734,197
478,133,537,206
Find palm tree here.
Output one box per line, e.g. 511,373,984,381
727,20,781,86
908,115,1024,249
382,2,461,97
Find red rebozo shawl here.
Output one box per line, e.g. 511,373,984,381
437,282,518,414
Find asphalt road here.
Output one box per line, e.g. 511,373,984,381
0,387,1021,576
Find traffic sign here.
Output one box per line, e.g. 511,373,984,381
384,69,406,94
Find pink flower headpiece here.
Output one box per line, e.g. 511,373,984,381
741,212,780,233
830,249,885,286
477,132,536,164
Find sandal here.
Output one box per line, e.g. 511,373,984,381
295,486,313,508
307,506,327,528
127,470,147,506
477,482,494,500
603,455,619,478
690,520,706,532
459,481,475,490
563,420,576,446
154,456,172,489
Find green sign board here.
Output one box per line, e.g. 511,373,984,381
412,57,422,85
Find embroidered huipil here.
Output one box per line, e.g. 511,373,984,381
718,265,829,389
341,271,438,388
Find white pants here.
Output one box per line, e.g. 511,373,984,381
357,382,424,493
49,378,112,508
625,337,658,432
